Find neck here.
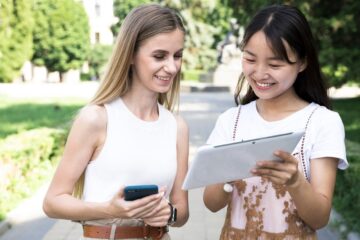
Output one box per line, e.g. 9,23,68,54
122,91,159,121
256,94,308,121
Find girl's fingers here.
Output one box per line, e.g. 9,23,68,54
274,150,297,163
252,167,295,185
129,197,163,218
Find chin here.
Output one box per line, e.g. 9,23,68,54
156,84,172,93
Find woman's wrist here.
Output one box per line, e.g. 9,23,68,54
101,201,116,219
286,171,303,190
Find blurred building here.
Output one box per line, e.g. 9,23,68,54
25,0,117,83
80,0,118,45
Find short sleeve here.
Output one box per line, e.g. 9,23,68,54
311,110,348,169
207,108,237,145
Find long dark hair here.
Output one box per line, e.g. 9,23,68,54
234,4,331,108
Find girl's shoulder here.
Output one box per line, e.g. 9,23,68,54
306,104,345,137
312,104,343,124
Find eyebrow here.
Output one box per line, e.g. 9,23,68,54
243,50,282,61
152,48,184,54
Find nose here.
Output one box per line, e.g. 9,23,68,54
163,58,178,74
252,65,269,80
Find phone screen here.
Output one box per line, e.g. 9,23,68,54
124,185,159,201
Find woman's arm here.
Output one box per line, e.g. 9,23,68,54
170,115,189,227
43,105,111,220
287,156,338,229
43,105,163,221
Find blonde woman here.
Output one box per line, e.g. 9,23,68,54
43,4,189,240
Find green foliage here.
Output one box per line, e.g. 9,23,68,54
0,0,33,82
333,148,360,233
111,0,220,71
181,8,217,71
332,97,360,233
332,97,360,143
182,69,204,81
226,0,360,87
88,44,113,80
32,0,90,78
0,95,84,220
0,128,66,220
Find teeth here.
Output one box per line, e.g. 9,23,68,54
256,82,273,87
156,76,171,81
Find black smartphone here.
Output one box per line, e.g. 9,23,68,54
124,185,159,201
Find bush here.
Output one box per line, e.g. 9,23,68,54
0,128,66,220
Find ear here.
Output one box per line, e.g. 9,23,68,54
299,58,307,72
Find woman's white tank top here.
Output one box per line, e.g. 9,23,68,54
82,98,177,202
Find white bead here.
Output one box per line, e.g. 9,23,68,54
223,183,233,193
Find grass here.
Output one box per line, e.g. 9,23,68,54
0,97,86,138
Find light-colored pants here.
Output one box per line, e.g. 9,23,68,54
79,218,171,240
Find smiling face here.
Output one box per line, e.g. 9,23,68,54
131,29,184,95
242,31,306,101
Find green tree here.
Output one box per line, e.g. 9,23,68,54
111,0,225,71
0,0,33,82
32,0,90,81
305,0,360,87
224,0,360,87
88,44,113,80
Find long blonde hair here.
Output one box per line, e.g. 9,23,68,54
74,4,185,198
91,3,185,110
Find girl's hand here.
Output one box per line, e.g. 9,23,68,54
251,150,300,187
106,186,164,219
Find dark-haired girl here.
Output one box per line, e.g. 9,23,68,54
204,5,348,239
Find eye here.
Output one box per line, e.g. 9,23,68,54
269,64,281,68
153,55,165,60
244,58,255,63
174,53,183,59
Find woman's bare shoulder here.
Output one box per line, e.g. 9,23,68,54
74,104,107,132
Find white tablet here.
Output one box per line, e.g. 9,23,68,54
182,131,304,190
